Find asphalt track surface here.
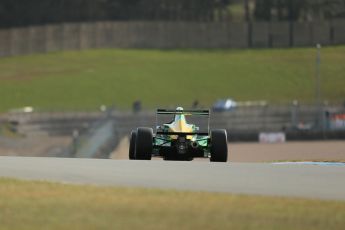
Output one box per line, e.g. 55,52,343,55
0,156,345,201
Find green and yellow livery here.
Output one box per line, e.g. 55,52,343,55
129,107,228,162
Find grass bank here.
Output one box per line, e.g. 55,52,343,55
0,178,344,230
0,47,344,111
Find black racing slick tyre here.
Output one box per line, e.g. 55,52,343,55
135,127,153,160
210,129,228,162
129,130,136,160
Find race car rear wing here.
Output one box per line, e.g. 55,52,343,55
156,109,210,116
156,109,211,134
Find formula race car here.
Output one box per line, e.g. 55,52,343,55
129,107,228,162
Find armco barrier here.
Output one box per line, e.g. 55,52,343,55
3,105,344,143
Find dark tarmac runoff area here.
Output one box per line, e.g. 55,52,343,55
0,156,344,201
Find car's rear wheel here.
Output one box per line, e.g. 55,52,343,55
135,127,153,160
210,129,228,162
129,130,136,160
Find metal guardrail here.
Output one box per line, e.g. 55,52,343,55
1,105,345,149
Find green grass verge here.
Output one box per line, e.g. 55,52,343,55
0,47,344,111
0,178,345,230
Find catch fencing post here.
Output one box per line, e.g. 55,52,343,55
315,44,324,132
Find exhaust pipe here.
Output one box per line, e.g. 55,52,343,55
191,141,199,149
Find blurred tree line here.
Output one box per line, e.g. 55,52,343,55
254,0,345,21
0,0,344,28
0,0,231,28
